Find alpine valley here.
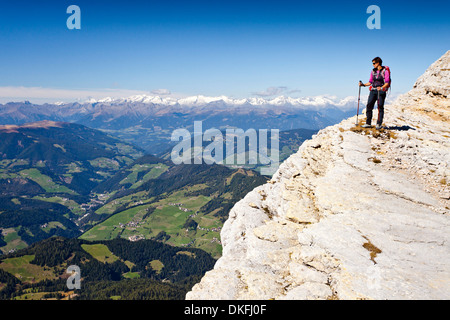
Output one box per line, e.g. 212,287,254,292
0,120,272,299
0,97,334,299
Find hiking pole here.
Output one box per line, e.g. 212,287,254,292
376,88,381,126
356,81,362,126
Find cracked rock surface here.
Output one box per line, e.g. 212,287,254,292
186,51,450,300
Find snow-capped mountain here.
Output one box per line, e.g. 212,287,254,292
0,94,361,153
84,94,357,110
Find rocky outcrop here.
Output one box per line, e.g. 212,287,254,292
186,51,450,300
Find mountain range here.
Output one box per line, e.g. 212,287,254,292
0,95,356,154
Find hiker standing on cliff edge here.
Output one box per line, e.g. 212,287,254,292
359,57,391,129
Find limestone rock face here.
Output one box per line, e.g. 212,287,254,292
413,51,450,98
186,51,450,300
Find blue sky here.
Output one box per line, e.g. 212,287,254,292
0,0,448,102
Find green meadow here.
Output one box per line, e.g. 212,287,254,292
19,168,76,194
0,255,57,283
80,184,223,258
81,243,120,264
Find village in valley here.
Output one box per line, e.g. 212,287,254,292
110,201,222,246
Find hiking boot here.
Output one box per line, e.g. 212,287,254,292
361,124,372,128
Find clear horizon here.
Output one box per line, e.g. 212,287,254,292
0,0,448,103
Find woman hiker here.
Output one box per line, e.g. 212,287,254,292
359,57,390,129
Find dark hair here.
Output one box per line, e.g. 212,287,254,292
372,57,383,65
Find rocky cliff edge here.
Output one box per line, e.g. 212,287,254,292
186,51,450,300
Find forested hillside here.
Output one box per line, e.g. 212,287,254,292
0,236,215,300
